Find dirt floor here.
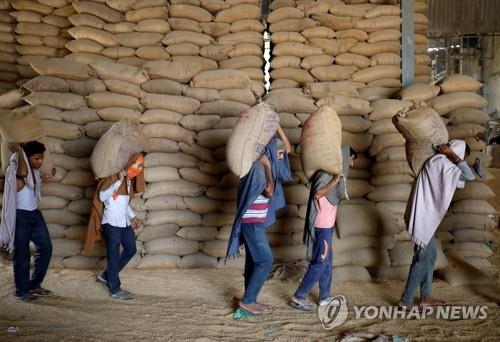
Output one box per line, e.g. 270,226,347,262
0,170,499,341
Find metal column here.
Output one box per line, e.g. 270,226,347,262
401,0,415,86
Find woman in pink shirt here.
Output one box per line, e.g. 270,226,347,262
291,147,357,311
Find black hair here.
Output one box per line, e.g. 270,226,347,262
23,141,45,158
349,147,357,159
464,143,471,158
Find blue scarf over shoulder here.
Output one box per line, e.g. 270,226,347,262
225,137,292,260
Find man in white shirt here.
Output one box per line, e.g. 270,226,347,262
12,141,53,302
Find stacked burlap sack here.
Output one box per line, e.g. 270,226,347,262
64,0,266,96
0,0,19,93
427,74,497,268
412,0,431,84
65,0,168,66
136,0,264,269
10,0,71,85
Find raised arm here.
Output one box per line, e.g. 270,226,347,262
259,155,274,198
315,174,342,200
276,125,292,154
436,145,475,181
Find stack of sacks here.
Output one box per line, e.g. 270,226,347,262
194,0,265,96
145,1,264,268
350,1,403,100
0,0,19,93
20,58,148,270
65,0,167,66
413,0,432,84
427,74,497,268
11,0,71,85
174,68,259,270
137,60,214,270
268,0,402,100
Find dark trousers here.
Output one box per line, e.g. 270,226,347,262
294,228,333,301
401,237,437,304
241,222,273,304
102,224,137,294
13,209,52,297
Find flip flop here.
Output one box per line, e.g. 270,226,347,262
238,302,272,315
396,301,422,312
233,308,255,319
290,297,317,312
420,298,445,306
256,302,273,313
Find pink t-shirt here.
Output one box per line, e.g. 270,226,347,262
314,196,338,229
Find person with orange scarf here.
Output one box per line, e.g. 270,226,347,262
84,153,145,300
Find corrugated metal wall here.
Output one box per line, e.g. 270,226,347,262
428,0,500,35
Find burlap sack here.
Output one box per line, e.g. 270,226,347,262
393,106,449,175
0,106,45,143
90,120,148,178
301,105,342,179
226,102,279,177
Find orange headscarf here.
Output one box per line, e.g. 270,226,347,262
83,153,145,254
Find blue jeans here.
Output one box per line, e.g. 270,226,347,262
401,237,437,304
13,209,52,297
295,228,333,301
102,224,137,294
241,222,273,304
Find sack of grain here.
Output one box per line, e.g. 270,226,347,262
369,99,413,121
191,69,250,89
316,95,371,116
90,60,149,84
0,106,45,143
428,92,487,115
301,105,342,179
399,83,440,102
24,92,86,111
435,250,493,286
438,75,483,94
393,106,449,175
265,92,316,113
448,108,489,125
226,102,279,177
30,58,95,80
90,120,148,179
143,60,203,83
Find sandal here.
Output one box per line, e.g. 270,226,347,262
239,302,272,315
29,287,53,297
396,300,422,312
290,296,317,312
420,297,445,306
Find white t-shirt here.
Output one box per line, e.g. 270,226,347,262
16,184,39,211
99,179,135,228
